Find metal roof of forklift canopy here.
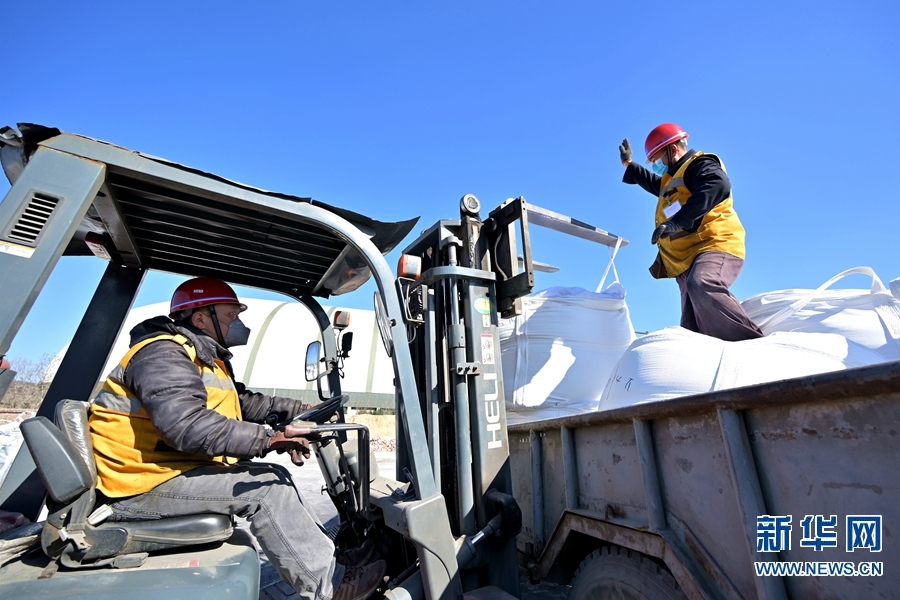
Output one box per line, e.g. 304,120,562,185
0,123,418,298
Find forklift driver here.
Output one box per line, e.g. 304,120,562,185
88,277,386,600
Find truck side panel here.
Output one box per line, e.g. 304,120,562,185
510,364,900,599
653,412,755,595
746,396,897,599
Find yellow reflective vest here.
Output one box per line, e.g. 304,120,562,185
90,333,242,498
654,151,746,277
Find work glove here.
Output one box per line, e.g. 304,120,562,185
619,138,632,165
265,423,314,466
651,221,680,245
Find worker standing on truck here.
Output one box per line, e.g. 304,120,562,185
88,277,385,600
619,123,763,342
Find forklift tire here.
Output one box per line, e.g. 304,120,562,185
569,546,687,600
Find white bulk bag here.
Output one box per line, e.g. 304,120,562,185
500,283,636,424
741,267,900,361
598,327,884,411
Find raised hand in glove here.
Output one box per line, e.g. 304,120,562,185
651,221,680,245
619,138,632,165
265,423,314,466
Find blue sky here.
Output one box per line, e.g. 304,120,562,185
3,1,898,365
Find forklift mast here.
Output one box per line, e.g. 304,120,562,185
391,193,629,597
393,195,535,595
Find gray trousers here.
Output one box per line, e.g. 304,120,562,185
107,461,344,600
676,251,764,342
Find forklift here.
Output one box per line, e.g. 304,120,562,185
0,124,625,600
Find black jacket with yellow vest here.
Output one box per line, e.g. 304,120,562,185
623,150,746,278
89,316,307,498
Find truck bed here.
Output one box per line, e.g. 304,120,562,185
508,360,900,599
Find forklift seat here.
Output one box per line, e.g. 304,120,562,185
19,400,233,569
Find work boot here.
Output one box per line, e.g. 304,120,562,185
336,538,376,567
333,559,386,600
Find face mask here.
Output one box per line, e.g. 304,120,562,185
223,318,251,347
650,159,668,176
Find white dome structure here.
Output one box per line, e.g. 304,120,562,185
82,298,395,409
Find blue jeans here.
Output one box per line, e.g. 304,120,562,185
107,461,345,600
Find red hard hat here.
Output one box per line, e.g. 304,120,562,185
644,123,689,160
169,277,247,317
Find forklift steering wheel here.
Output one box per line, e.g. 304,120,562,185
293,395,348,425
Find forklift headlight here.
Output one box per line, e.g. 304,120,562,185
397,254,421,280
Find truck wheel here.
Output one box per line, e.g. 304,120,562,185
569,546,687,600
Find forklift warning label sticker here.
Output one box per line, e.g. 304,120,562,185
481,334,495,364
474,297,492,314
0,241,34,258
